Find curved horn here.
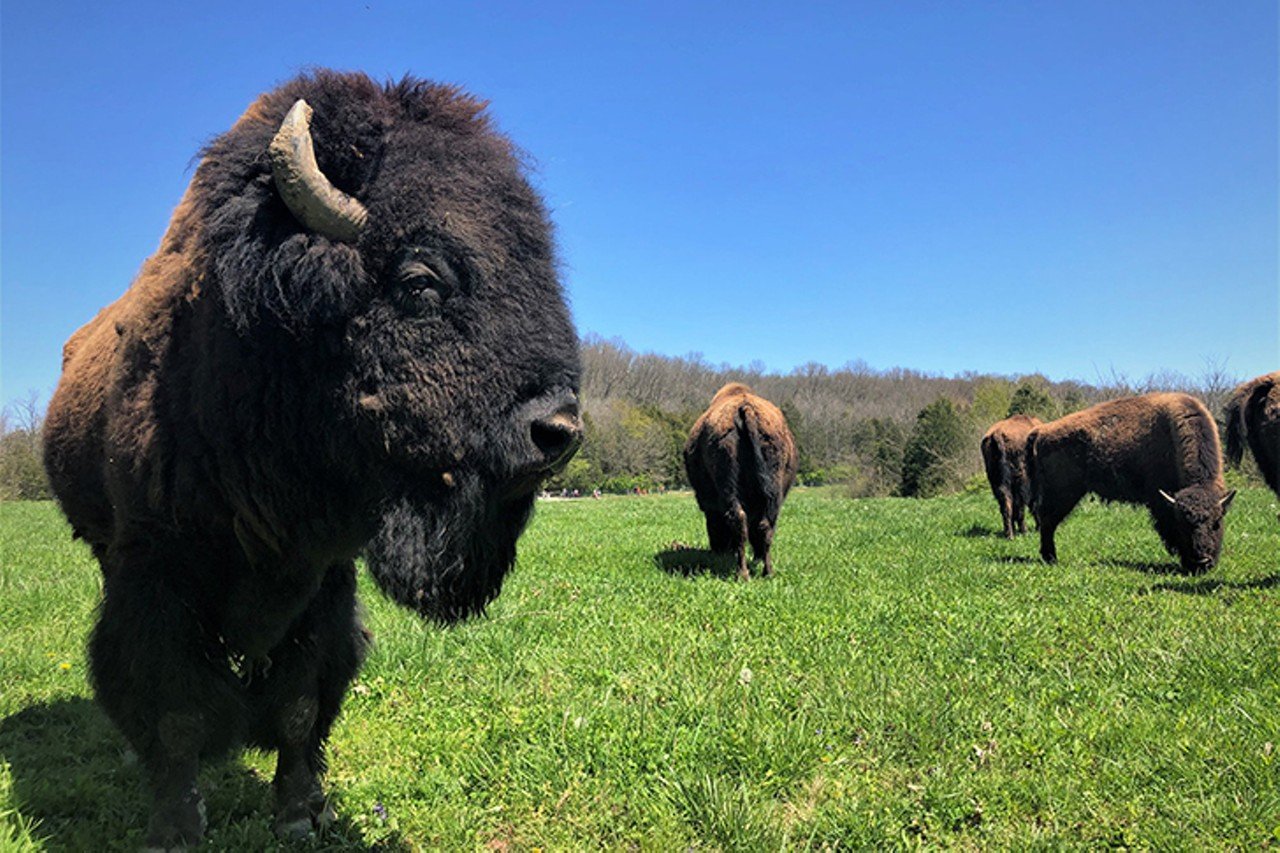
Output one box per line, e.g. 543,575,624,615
1158,489,1177,506
269,99,368,242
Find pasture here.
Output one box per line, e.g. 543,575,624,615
2,487,1278,850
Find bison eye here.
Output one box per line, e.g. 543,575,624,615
394,250,459,310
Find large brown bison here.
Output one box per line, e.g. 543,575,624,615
683,384,798,580
1026,393,1234,573
42,71,581,848
1223,371,1280,498
980,414,1042,538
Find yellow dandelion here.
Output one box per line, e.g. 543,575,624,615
59,662,72,671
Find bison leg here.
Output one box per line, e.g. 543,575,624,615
1038,520,1058,564
705,511,735,553
89,556,244,849
729,506,749,580
749,517,776,577
1012,492,1028,535
1147,502,1181,557
995,488,1015,539
249,562,367,840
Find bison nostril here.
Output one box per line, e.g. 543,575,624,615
530,411,582,468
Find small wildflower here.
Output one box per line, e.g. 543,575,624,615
59,662,72,671
738,667,753,685
373,801,388,822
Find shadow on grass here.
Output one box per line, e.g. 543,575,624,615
1098,558,1186,575
994,555,1042,565
1141,573,1280,596
653,544,742,580
957,523,1006,538
0,697,409,851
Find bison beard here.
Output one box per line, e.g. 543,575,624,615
367,478,533,623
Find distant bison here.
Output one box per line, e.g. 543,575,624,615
684,384,798,580
980,414,1042,538
1027,393,1234,573
1223,371,1280,499
42,71,581,847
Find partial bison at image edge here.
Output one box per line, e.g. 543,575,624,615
1224,370,1280,500
41,71,581,849
684,383,799,580
1027,392,1234,573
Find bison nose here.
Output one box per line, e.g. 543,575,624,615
530,403,583,472
514,389,586,473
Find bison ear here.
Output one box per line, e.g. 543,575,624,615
1219,489,1237,512
1158,489,1177,506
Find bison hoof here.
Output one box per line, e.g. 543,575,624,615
143,798,206,851
274,795,335,840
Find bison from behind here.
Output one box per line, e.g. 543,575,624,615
42,71,581,848
980,414,1042,538
1027,393,1234,573
1223,371,1280,499
684,384,798,580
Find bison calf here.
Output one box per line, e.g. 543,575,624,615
1224,371,1280,500
1027,393,1234,573
684,384,798,580
981,414,1042,538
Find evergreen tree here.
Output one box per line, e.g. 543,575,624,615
1007,381,1057,420
900,398,968,497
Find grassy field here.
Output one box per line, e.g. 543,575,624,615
2,487,1278,850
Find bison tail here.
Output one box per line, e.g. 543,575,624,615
981,434,1006,491
735,403,779,520
1024,431,1041,518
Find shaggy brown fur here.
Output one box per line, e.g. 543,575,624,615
1027,393,1234,573
42,71,580,847
981,414,1042,538
1223,371,1280,499
684,383,798,580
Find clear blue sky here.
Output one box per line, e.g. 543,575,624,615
3,1,1276,407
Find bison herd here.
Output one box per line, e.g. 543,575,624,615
35,69,1279,847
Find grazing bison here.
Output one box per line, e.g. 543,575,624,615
1223,371,1280,498
980,414,1042,538
683,384,798,580
1026,393,1234,573
42,71,581,848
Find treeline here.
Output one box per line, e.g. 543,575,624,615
550,336,1244,497
0,340,1246,501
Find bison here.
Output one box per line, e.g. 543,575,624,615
1026,393,1234,573
1223,371,1280,499
683,384,798,580
980,414,1042,538
42,71,582,848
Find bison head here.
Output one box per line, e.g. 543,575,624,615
1158,485,1236,573
194,72,580,621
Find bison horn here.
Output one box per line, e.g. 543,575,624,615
269,99,368,242
1158,489,1177,506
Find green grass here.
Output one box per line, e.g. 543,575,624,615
2,488,1279,850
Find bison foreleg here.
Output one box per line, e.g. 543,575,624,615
248,562,368,839
89,558,244,850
